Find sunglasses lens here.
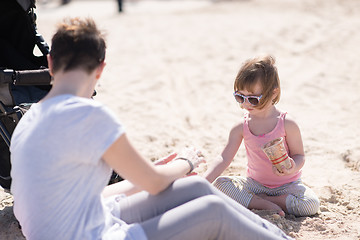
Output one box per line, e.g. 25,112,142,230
234,95,244,103
248,97,259,105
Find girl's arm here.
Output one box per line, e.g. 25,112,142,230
102,134,204,196
282,116,305,174
203,123,243,183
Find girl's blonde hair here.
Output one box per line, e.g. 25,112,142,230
234,55,281,109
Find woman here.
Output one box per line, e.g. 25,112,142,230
10,17,292,240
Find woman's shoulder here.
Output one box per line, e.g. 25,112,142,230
62,96,106,112
54,96,118,123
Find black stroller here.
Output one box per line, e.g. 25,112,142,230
0,0,51,191
0,0,122,192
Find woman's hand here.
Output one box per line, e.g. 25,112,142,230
272,158,296,176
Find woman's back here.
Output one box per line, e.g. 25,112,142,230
10,95,123,239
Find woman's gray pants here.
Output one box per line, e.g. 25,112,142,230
118,176,293,240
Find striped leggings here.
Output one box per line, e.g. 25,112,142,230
213,176,320,216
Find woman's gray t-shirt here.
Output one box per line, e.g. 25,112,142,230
10,94,146,240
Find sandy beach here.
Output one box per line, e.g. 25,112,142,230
1,0,360,239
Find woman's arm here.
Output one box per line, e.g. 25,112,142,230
203,123,243,183
102,134,203,196
102,179,140,198
102,153,178,198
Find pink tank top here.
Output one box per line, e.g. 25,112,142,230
243,112,301,188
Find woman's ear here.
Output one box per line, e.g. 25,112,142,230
47,54,54,76
95,61,106,80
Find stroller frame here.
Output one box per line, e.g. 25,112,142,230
0,0,51,191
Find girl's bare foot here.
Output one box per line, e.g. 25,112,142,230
257,193,268,198
250,194,285,217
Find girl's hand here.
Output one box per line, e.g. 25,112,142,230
153,148,206,175
272,158,296,176
176,147,206,170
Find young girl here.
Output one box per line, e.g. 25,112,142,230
203,55,320,217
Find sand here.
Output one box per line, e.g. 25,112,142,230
1,0,360,239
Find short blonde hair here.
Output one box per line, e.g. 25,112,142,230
234,55,280,109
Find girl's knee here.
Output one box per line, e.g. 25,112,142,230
302,198,320,216
286,195,320,216
213,176,232,187
306,196,321,215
